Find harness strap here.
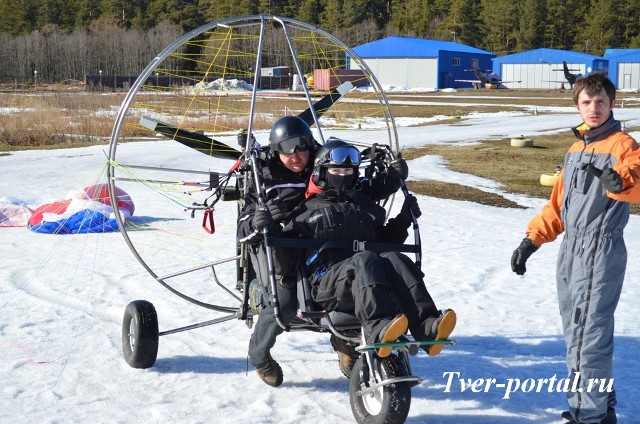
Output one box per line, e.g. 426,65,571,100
267,236,420,254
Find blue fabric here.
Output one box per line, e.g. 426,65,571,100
29,210,119,234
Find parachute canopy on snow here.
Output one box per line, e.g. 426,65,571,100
0,197,36,227
28,184,134,234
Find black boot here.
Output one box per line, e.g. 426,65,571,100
423,309,456,356
369,314,408,358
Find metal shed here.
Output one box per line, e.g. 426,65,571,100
493,48,607,89
604,50,640,90
349,36,495,89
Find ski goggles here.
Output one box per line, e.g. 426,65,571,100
276,135,312,154
327,146,361,166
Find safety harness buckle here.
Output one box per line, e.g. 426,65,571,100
353,240,366,252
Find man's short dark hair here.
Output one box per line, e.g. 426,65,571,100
573,72,616,105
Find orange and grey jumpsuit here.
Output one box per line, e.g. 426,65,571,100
525,114,640,423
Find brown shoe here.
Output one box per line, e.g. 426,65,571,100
256,355,283,387
330,334,360,378
427,309,456,356
376,314,408,358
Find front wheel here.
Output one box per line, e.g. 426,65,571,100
349,354,411,424
122,300,159,369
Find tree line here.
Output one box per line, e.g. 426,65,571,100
0,0,639,84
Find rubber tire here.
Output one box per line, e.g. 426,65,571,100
540,173,560,186
349,354,411,424
122,300,159,369
510,137,533,147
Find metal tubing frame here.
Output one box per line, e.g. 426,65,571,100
106,14,400,323
275,16,326,143
159,314,237,336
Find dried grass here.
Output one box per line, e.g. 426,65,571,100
2,88,638,214
403,131,640,214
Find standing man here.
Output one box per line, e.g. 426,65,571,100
511,73,640,424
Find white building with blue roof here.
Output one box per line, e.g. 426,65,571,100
604,49,640,90
492,48,607,89
349,36,496,89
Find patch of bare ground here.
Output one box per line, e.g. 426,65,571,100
403,128,640,214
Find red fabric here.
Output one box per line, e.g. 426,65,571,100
305,176,324,198
28,199,72,227
83,183,135,215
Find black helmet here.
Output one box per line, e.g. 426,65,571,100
312,138,362,191
269,116,314,154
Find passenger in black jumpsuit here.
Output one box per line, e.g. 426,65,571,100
283,139,456,359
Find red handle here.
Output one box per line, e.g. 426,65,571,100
202,209,215,234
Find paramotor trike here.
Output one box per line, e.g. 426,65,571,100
107,15,453,424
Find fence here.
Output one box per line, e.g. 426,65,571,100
85,74,293,91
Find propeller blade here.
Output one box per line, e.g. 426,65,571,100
140,80,353,159
297,80,353,126
140,116,242,160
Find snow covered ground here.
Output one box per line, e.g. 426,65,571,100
1,97,639,424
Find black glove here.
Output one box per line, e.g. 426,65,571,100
511,238,538,276
265,200,289,222
400,194,422,221
582,164,623,194
382,167,402,193
390,159,409,180
252,206,274,230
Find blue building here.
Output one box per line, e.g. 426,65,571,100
349,36,495,89
604,49,640,90
603,48,640,58
492,48,607,89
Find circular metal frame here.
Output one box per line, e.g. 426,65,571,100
107,15,399,310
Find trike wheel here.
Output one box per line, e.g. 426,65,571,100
349,354,411,424
122,300,159,369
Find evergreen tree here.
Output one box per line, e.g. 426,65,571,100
343,0,369,28
386,0,409,35
128,0,154,30
100,0,129,27
198,0,234,21
75,0,103,28
37,0,78,30
3,0,640,82
297,0,323,25
544,0,574,50
390,0,434,38
367,0,390,28
258,0,288,15
436,0,482,46
283,0,299,18
479,0,519,54
578,0,620,55
516,0,545,51
618,0,640,47
320,0,344,32
0,0,38,35
147,0,204,31
98,0,154,29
